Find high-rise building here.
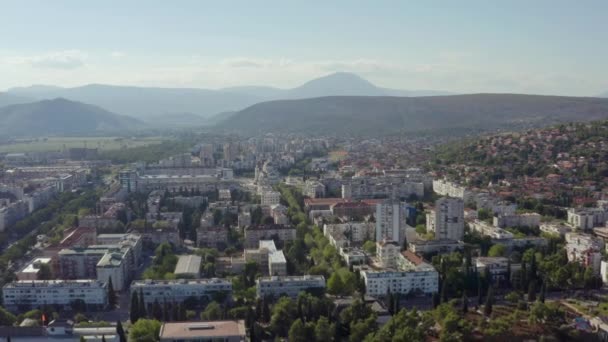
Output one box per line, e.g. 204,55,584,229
428,197,464,241
375,201,402,243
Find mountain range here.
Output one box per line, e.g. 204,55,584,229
6,72,450,121
0,98,142,137
216,94,608,136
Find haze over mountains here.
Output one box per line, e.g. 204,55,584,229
0,98,142,137
6,72,450,121
217,94,608,136
3,72,608,138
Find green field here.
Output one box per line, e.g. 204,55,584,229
0,136,165,153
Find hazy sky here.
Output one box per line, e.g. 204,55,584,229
1,0,607,95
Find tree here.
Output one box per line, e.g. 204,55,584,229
484,286,494,317
37,263,53,280
270,297,296,337
201,302,222,320
139,290,147,318
128,319,161,342
539,280,546,304
130,292,140,323
461,294,468,314
528,280,537,302
488,244,506,257
101,335,106,342
0,307,16,326
327,273,344,295
288,319,309,342
315,316,333,342
432,293,440,309
116,321,126,342
107,277,117,308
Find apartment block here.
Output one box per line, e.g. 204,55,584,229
2,280,107,311
427,197,464,241
244,224,296,248
256,275,326,299
244,240,287,276
131,278,232,307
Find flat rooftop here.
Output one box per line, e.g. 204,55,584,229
175,255,202,275
159,321,245,340
20,258,51,274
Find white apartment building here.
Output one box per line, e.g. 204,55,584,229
601,261,608,284
362,251,438,297
303,180,326,199
16,258,52,281
469,220,514,239
565,233,605,274
96,252,127,291
244,240,287,276
323,222,375,248
2,280,108,311
261,190,281,206
244,224,296,248
493,213,541,228
342,178,424,200
131,278,232,306
377,241,401,268
567,207,608,230
540,222,572,236
428,197,464,241
432,179,471,202
256,275,326,299
376,201,402,243
474,257,511,282
339,247,368,266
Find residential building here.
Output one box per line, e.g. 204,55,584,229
16,258,52,281
432,179,471,202
2,280,107,311
339,247,368,266
174,255,202,278
428,197,464,241
261,190,281,206
131,278,232,307
540,222,572,236
493,213,541,228
197,226,229,249
474,257,511,282
469,220,514,239
323,222,375,248
376,201,403,243
0,320,119,342
159,320,246,342
567,207,608,230
303,180,326,198
361,251,439,297
96,252,127,291
565,232,605,274
408,239,465,254
244,240,287,276
342,178,424,200
244,224,296,248
256,275,326,299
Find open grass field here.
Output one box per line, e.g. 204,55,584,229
0,136,165,153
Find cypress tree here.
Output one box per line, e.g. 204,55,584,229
139,289,147,318
528,280,537,302
116,321,126,342
440,279,448,304
130,291,140,323
107,277,117,308
462,294,468,314
163,300,170,321
101,336,106,342
432,293,440,309
539,280,546,303
484,286,494,316
152,299,163,320
477,273,483,306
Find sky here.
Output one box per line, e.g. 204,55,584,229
1,0,607,96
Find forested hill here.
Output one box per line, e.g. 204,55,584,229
215,94,608,136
